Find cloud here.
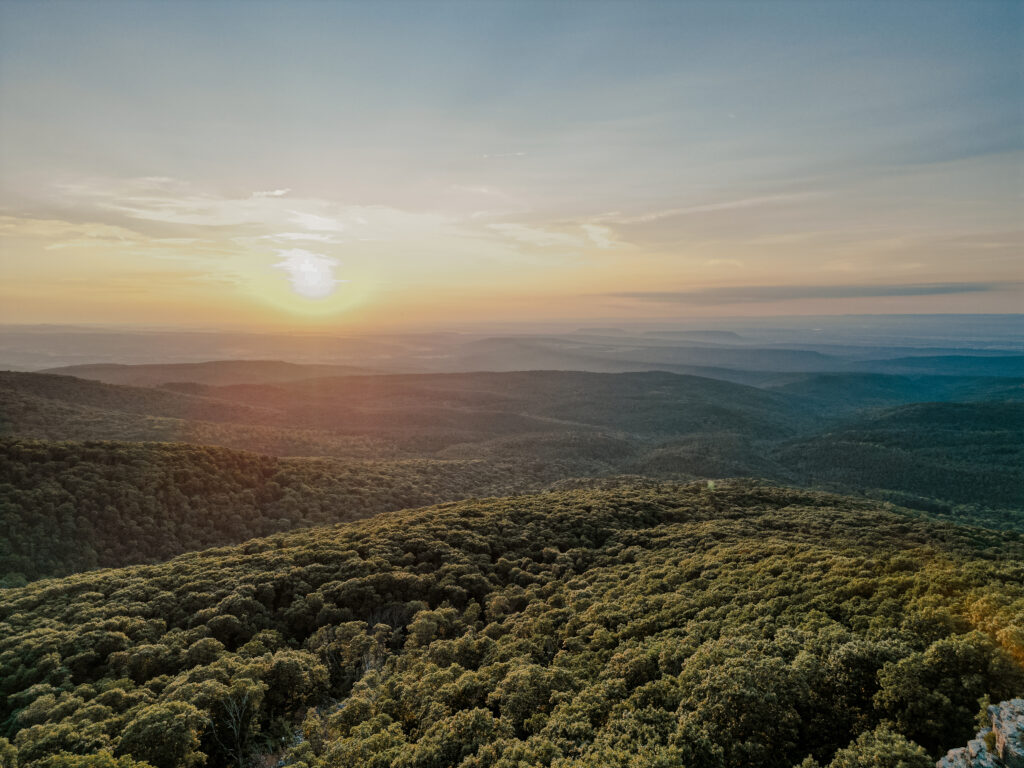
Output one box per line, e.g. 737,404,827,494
56,178,290,228
581,224,615,249
604,193,817,225
607,282,1013,304
273,249,345,299
0,215,140,245
260,232,341,243
488,222,618,250
52,178,455,244
288,210,347,232
489,223,585,248
252,188,292,198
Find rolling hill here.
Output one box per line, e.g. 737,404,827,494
0,371,394,458
1,483,1020,767
42,360,376,387
766,372,1024,412
0,438,562,584
775,401,1024,521
0,369,814,451
3,368,1022,550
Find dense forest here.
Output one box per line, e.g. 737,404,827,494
1,483,1021,767
776,402,1024,526
0,439,563,584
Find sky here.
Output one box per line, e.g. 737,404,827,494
0,0,1020,330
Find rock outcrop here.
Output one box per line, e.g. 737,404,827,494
937,699,1024,768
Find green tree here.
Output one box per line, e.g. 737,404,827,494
0,738,16,768
827,726,931,768
874,631,1023,752
116,702,206,768
43,752,154,768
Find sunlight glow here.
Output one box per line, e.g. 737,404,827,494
273,249,343,299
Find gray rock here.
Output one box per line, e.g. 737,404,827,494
990,699,1024,768
937,699,1024,768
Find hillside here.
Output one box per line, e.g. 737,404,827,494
175,369,815,447
861,355,1024,378
0,483,1020,767
9,369,1019,456
0,371,283,426
776,402,1024,523
42,360,376,387
767,373,1024,412
449,335,840,375
3,370,1022,549
0,439,559,584
0,372,394,458
0,369,812,451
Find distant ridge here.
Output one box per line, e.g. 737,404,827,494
41,359,376,387
643,329,748,342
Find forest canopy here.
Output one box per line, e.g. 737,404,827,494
1,483,1021,768
0,439,557,584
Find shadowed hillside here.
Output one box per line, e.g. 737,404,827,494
0,439,559,584
776,402,1024,516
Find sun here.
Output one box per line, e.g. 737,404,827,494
273,249,343,299
243,249,370,319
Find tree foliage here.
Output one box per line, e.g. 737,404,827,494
1,483,1021,767
0,439,556,583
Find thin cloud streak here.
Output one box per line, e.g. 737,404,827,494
608,282,1017,305
603,193,820,225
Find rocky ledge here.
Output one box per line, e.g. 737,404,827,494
937,699,1024,768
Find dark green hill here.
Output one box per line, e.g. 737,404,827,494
0,439,559,584
776,401,1024,522
0,483,1020,767
767,372,1024,411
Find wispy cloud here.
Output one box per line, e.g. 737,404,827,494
260,232,341,243
581,224,615,249
607,282,1013,304
488,221,618,250
51,178,454,243
603,193,819,225
56,177,291,228
288,210,347,232
489,223,585,248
